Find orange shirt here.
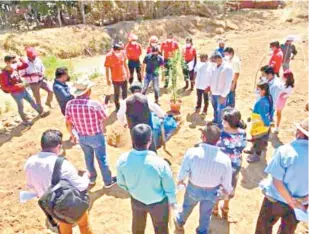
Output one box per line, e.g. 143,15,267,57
104,51,126,82
183,47,197,62
160,41,179,60
125,42,142,61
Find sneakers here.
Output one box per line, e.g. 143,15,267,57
247,154,260,163
274,127,279,133
104,176,117,188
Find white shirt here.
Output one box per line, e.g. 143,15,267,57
269,76,284,108
117,96,166,127
194,61,213,90
24,152,89,198
178,143,233,193
230,55,241,74
210,62,233,97
20,57,45,83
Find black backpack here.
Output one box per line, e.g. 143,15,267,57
38,157,89,224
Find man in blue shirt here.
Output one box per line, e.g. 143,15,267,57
53,67,74,115
215,40,225,57
255,118,308,234
141,46,164,104
117,124,176,234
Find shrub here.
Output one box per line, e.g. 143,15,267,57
42,56,74,80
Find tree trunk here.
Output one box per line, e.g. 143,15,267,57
57,6,62,27
80,1,86,24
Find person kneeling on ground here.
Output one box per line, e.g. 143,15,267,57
0,55,47,126
117,82,166,152
24,129,93,234
117,124,177,234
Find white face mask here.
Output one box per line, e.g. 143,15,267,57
131,41,137,45
11,63,18,70
150,43,157,47
260,77,268,82
167,39,173,43
186,43,191,48
224,55,231,61
255,90,261,96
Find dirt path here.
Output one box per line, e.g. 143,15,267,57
0,16,308,234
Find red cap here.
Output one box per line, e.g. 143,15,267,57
26,47,38,59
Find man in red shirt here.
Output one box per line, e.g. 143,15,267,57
125,34,142,84
146,35,159,54
0,55,44,125
182,37,197,90
269,41,283,77
105,43,129,111
160,33,179,88
66,76,116,188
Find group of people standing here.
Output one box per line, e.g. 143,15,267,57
0,32,307,234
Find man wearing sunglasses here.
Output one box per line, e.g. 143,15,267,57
0,55,45,126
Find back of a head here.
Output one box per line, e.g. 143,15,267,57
131,124,152,150
55,67,68,79
222,107,246,129
270,41,280,48
41,129,63,151
264,66,274,75
4,55,16,63
202,122,221,145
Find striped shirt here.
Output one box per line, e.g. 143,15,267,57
65,97,108,136
178,143,233,193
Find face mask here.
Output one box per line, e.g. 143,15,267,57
260,77,268,82
150,43,157,47
11,63,18,70
224,55,231,61
131,41,137,45
186,43,191,48
114,50,121,55
255,90,261,96
167,39,173,43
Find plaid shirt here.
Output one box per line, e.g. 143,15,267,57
65,97,107,136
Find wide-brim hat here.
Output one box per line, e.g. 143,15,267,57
72,76,94,96
285,35,295,41
295,118,309,137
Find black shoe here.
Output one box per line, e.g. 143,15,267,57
104,176,117,188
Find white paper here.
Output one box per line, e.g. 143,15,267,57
19,191,37,203
188,60,195,71
294,208,308,222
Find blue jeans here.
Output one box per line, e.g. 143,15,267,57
176,182,220,234
142,73,160,101
78,133,112,185
227,90,236,108
211,95,227,128
11,90,40,121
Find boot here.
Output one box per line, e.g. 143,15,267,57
190,81,195,91
202,103,208,115
183,80,189,90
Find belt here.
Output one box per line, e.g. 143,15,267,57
189,181,220,190
79,132,102,137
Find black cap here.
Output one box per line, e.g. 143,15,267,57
55,67,68,79
113,43,122,50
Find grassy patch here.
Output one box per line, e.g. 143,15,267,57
42,56,74,80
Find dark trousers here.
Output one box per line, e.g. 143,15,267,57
113,81,128,109
255,197,301,234
128,60,142,84
131,197,169,234
253,131,270,156
164,59,173,87
196,89,209,112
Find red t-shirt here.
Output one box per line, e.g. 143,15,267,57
104,51,126,82
269,48,283,73
125,42,142,61
146,46,152,54
183,47,197,62
160,41,179,60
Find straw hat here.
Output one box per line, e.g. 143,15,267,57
295,118,309,137
72,76,94,96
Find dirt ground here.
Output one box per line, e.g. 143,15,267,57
0,6,308,234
